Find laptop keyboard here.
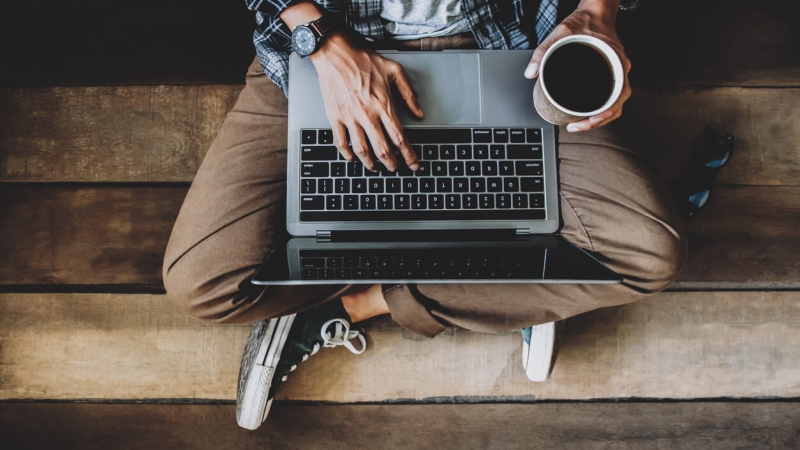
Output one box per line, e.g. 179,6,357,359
298,248,545,280
299,127,546,222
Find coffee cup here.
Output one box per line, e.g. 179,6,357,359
533,35,624,125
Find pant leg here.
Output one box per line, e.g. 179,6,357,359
163,59,354,323
385,124,688,336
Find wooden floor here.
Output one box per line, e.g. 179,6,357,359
1,0,800,448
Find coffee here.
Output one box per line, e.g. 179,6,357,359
542,43,613,113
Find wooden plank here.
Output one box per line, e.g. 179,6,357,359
0,185,187,286
2,185,798,288
0,86,242,182
2,403,799,450
618,0,800,87
0,1,255,86
2,86,797,184
2,292,800,401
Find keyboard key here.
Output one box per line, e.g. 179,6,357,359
412,145,422,158
386,178,401,193
415,161,431,176
420,178,435,192
437,178,452,193
380,165,396,177
302,268,318,279
378,257,393,268
348,162,363,177
335,179,350,193
493,129,509,143
446,194,461,209
301,163,328,177
405,128,471,144
331,162,346,177
368,268,385,279
473,129,492,143
490,145,505,159
449,161,464,176
463,194,478,209
496,193,511,208
301,130,317,145
423,145,438,160
456,145,472,159
395,194,410,209
466,161,481,176
471,178,486,192
335,268,351,279
529,193,545,208
378,195,393,209
352,178,367,193
344,195,359,210
482,161,497,176
521,177,544,192
301,257,325,268
440,145,456,160
513,193,528,208
499,161,514,175
300,196,325,210
432,162,447,176
361,257,376,268
343,256,359,267
504,177,519,192
365,165,381,177
487,177,502,192
510,129,525,143
369,179,384,193
474,145,489,159
319,129,333,144
321,268,336,279
516,161,543,175
318,178,333,194
397,166,414,177
526,128,542,143
301,179,315,194
352,268,369,279
479,194,494,208
301,146,338,161
412,194,427,209
508,145,543,160
327,257,343,268
326,195,342,210
361,195,376,210
403,178,419,193
429,194,444,209
453,178,469,192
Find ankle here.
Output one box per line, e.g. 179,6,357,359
341,284,390,323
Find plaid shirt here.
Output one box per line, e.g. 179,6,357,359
245,0,636,95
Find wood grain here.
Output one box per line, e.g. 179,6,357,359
2,184,798,288
0,185,187,286
0,85,242,182
2,292,799,402
2,402,799,450
0,1,255,87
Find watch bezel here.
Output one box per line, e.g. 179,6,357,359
292,25,318,57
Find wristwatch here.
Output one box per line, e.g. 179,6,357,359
291,15,336,57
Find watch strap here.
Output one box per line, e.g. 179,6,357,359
308,14,336,38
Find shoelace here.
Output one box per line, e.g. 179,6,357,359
282,318,366,381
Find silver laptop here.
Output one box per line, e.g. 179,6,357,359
253,50,620,285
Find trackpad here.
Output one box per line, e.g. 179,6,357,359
385,53,482,125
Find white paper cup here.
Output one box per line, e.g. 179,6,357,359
533,35,625,125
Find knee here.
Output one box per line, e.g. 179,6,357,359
623,218,688,294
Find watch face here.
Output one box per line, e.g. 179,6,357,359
292,26,317,56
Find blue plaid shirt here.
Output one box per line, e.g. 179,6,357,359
245,0,636,95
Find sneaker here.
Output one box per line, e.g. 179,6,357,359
521,320,564,382
236,300,366,430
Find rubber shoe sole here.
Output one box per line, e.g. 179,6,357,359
522,321,562,382
236,314,297,430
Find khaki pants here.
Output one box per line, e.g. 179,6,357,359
163,37,687,337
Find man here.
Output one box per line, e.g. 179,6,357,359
162,0,685,429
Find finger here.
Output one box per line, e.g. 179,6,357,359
331,121,355,161
391,64,424,119
525,26,567,79
348,124,376,170
380,112,418,171
362,118,399,171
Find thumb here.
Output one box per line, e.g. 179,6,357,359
524,36,557,79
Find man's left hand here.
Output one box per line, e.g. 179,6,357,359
524,1,632,132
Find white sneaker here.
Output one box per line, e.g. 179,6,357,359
521,321,563,382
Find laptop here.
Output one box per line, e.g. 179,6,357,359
253,49,620,285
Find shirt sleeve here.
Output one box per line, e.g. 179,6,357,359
245,0,302,19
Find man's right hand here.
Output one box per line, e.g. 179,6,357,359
309,32,424,172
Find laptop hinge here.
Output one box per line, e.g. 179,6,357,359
316,230,332,242
516,228,530,236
